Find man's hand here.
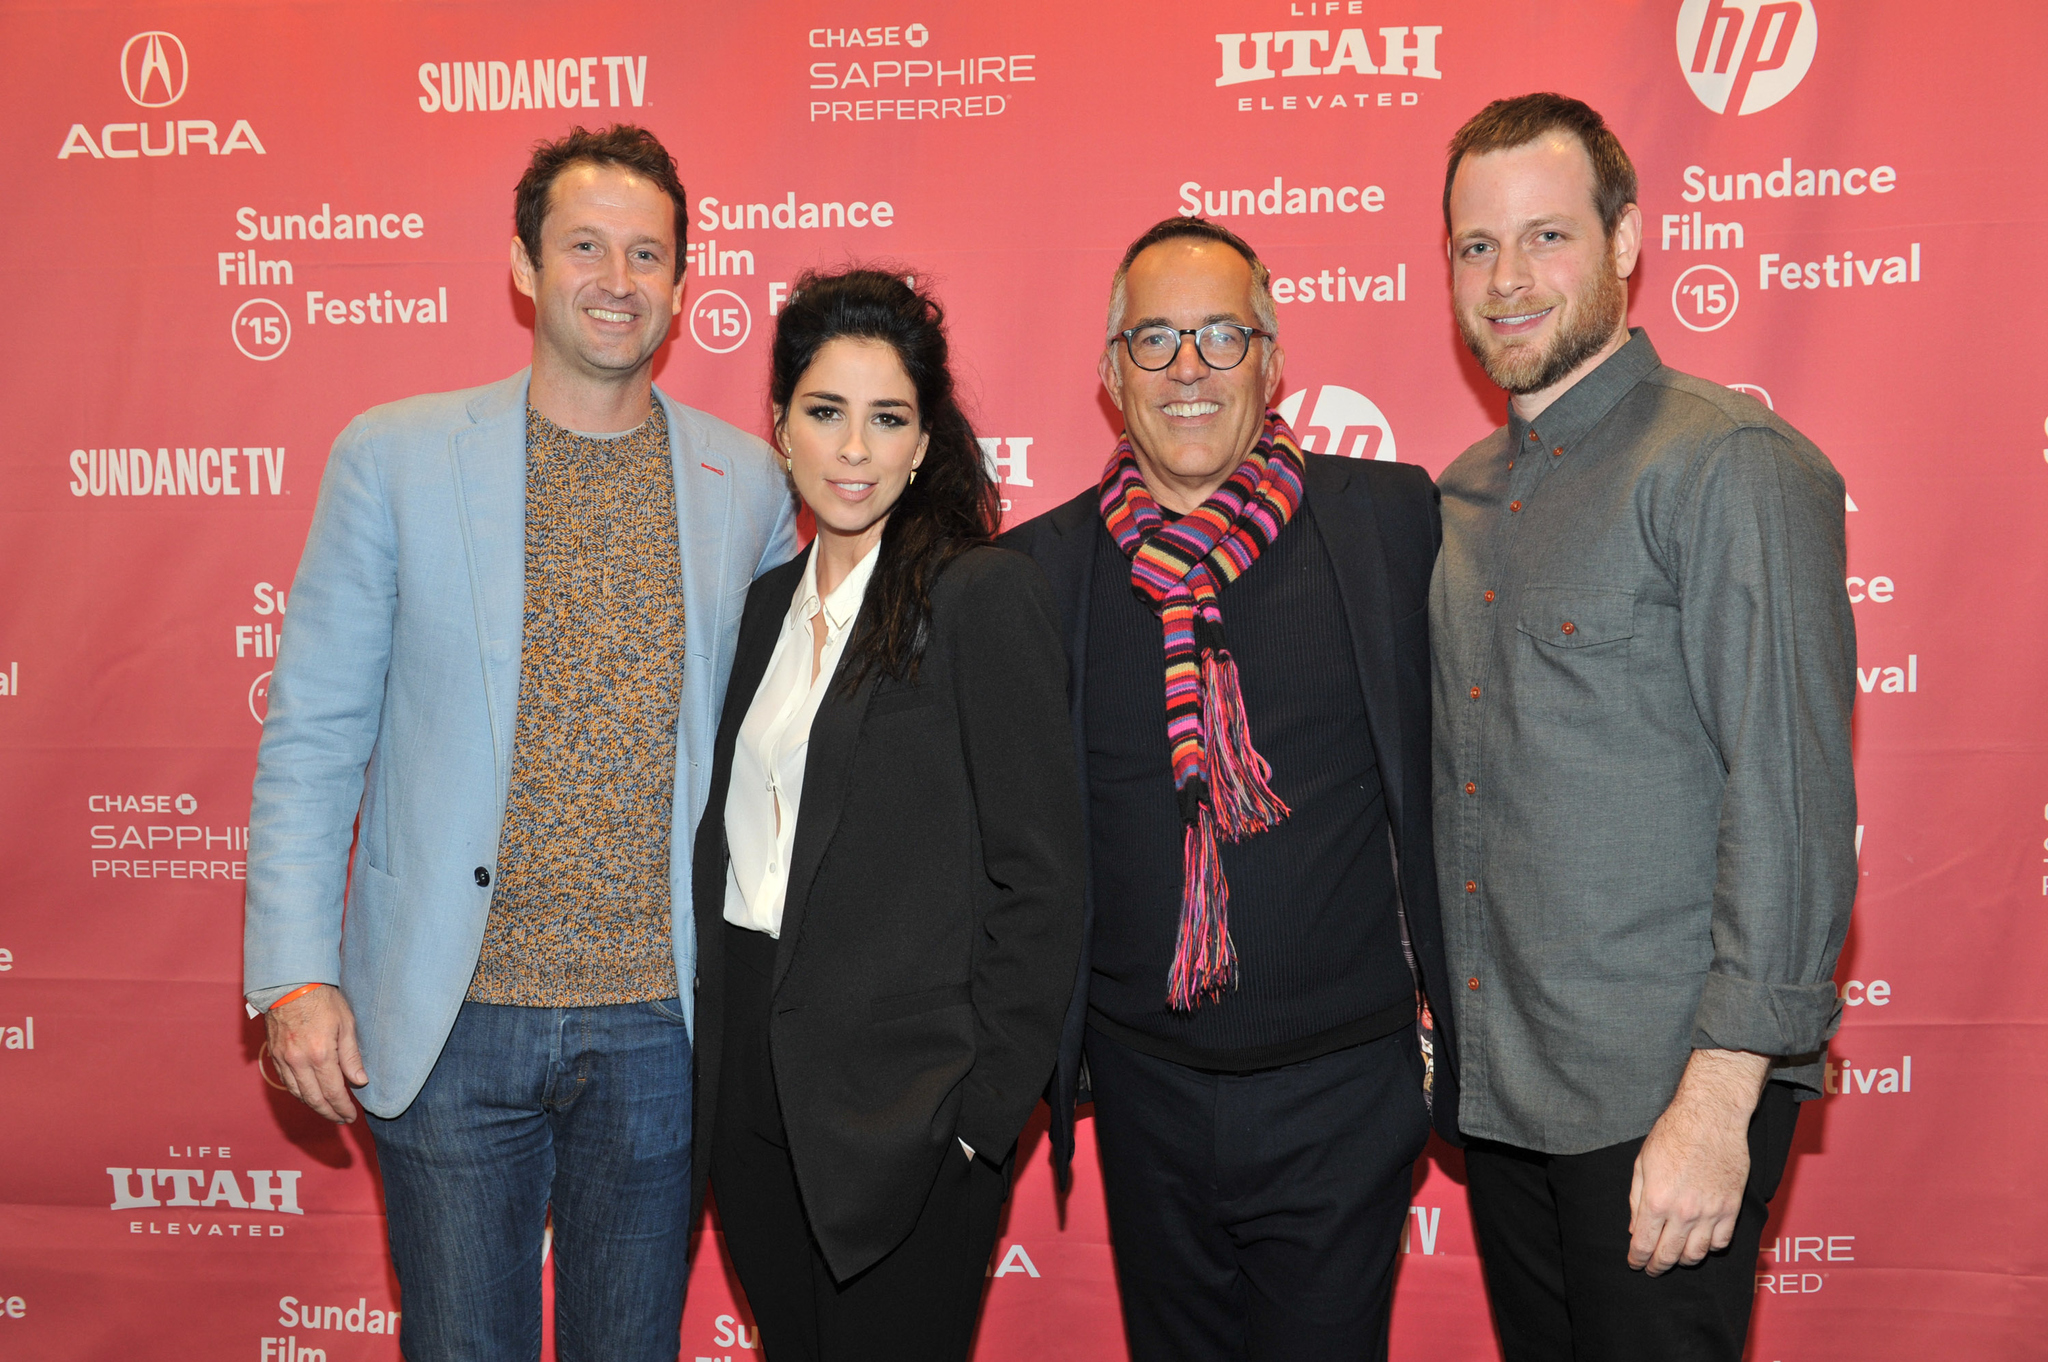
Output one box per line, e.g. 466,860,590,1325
1628,1048,1770,1275
264,985,368,1124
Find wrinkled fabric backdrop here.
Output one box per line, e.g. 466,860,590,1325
2,2,2043,1357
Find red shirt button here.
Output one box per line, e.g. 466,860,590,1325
1527,431,1538,442
1467,977,1481,990
1509,500,1523,513
1561,621,1576,635
1464,781,1477,795
1470,686,1482,700
1483,590,1496,603
1552,446,1564,457
1465,880,1477,894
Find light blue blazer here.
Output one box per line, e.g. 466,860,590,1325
244,370,799,1117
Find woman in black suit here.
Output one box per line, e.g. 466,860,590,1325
691,269,1085,1360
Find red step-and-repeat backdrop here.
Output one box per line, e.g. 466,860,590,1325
3,2,2044,1357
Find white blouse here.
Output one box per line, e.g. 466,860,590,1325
723,543,881,938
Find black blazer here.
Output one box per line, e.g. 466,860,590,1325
690,543,1085,1282
999,453,1462,1175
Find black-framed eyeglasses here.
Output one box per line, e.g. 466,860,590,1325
1112,322,1273,372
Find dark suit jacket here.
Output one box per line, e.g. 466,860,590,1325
690,543,1085,1282
999,453,1462,1177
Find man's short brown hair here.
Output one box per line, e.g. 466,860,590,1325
1442,93,1637,238
514,124,689,278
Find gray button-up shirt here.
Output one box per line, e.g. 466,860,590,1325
1430,329,1857,1154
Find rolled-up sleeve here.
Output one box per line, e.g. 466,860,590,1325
1672,427,1858,1081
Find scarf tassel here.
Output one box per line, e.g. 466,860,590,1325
1168,808,1237,1010
1198,650,1292,840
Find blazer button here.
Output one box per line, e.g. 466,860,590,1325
474,867,491,887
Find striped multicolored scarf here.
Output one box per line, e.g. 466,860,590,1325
1099,411,1306,1010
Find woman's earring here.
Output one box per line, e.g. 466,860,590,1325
910,467,919,485
784,457,793,473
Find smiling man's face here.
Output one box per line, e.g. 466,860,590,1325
512,161,684,386
1448,133,1638,406
1099,239,1284,513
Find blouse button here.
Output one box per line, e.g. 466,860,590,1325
1509,500,1523,513
1561,621,1576,636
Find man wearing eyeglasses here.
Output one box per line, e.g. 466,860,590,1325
1003,217,1458,1361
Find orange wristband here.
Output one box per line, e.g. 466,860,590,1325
268,983,324,1012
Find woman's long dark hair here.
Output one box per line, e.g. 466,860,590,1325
768,268,999,688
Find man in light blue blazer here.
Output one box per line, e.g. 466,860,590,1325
244,126,797,1362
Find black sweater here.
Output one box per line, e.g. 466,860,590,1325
1083,504,1413,1070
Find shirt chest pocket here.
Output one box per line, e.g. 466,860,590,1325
1512,585,1635,726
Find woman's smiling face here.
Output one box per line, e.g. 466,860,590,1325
777,337,928,554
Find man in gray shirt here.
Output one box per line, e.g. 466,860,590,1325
1430,93,1857,1360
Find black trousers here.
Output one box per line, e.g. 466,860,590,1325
711,923,1009,1362
1086,1023,1430,1362
1464,1080,1800,1362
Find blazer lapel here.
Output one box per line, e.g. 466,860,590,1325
775,625,881,992
1304,457,1405,829
699,550,805,910
713,553,801,799
449,372,532,789
1038,489,1099,675
658,386,736,719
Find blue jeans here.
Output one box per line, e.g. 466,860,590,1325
367,999,693,1362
